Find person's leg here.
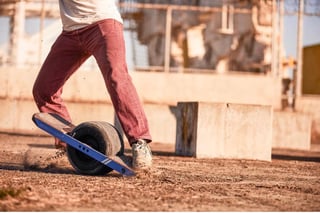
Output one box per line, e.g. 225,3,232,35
88,20,152,169
90,20,152,145
33,31,90,148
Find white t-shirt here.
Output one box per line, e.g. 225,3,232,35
59,0,123,31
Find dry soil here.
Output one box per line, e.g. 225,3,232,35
0,132,319,211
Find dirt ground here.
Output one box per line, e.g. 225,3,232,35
0,132,319,211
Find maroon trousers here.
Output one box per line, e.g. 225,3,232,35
33,19,152,145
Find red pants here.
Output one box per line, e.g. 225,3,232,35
33,19,152,145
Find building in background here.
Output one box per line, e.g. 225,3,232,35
0,0,319,144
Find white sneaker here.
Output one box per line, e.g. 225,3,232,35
132,139,152,170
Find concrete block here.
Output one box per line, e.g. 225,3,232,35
273,111,312,150
176,102,273,161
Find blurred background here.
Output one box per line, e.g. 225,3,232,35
0,0,319,149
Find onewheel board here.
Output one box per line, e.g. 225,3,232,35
32,113,134,176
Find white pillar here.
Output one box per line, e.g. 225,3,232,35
295,0,304,99
164,7,172,73
9,0,26,67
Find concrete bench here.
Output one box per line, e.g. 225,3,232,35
175,102,273,161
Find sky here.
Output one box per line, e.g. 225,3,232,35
283,15,320,57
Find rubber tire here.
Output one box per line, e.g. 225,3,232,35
66,121,124,175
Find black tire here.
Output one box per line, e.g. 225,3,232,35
66,121,124,175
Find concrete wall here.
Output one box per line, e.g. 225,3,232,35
273,111,312,150
0,66,282,145
296,96,320,144
0,67,282,105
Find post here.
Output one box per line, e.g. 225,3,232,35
294,0,304,107
39,0,45,64
279,0,284,77
9,0,25,66
164,6,172,73
271,0,279,77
